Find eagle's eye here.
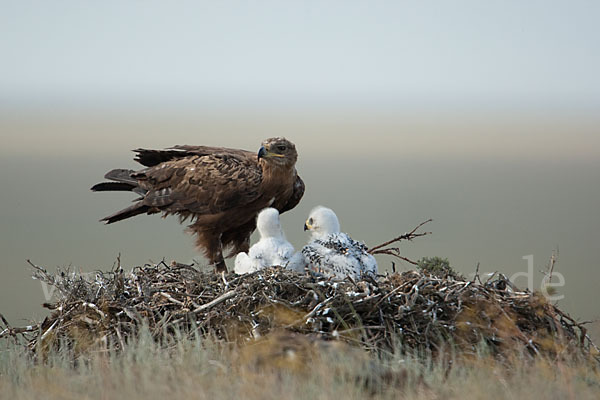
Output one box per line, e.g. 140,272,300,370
308,217,313,225
277,145,287,152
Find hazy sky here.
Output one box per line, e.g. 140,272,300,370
1,1,599,108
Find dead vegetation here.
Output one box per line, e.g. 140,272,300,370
0,220,597,366
1,260,597,365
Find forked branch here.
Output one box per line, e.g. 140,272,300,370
367,219,433,264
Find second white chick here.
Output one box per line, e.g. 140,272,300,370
234,208,305,274
302,206,377,280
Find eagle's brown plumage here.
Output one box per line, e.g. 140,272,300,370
91,137,304,272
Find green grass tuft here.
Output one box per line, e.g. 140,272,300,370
416,256,465,280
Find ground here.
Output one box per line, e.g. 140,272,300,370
1,333,600,400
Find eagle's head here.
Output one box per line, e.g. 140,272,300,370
303,206,341,240
257,137,298,168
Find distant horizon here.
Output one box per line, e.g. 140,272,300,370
2,93,600,114
2,110,599,164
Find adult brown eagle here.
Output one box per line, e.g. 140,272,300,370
91,137,304,272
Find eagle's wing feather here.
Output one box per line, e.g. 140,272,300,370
280,173,305,213
134,146,254,167
135,153,263,215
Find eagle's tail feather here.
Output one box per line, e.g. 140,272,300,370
104,168,138,184
91,182,136,192
101,203,151,224
91,169,147,195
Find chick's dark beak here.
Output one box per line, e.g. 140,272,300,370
257,146,267,159
303,222,309,231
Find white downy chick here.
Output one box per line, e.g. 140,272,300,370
301,206,377,280
234,208,306,274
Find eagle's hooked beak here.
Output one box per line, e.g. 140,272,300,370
258,146,285,159
303,221,312,231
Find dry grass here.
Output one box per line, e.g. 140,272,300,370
1,330,600,400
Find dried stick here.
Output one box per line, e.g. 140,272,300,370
368,218,432,254
0,325,38,339
192,290,236,313
547,249,558,282
371,248,419,265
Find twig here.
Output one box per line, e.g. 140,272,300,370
0,325,38,339
471,262,481,284
368,219,432,254
369,248,419,265
40,320,59,341
192,290,236,313
547,249,558,282
159,292,186,306
0,313,11,329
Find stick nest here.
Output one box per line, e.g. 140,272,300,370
2,260,597,363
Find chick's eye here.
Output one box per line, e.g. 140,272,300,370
308,218,313,224
277,145,287,152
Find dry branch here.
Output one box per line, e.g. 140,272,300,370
192,290,236,313
368,219,432,264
